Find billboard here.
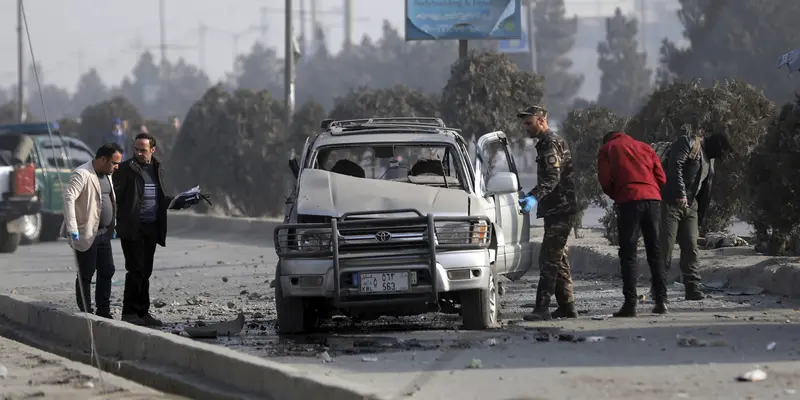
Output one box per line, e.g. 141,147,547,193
405,0,522,41
498,5,528,53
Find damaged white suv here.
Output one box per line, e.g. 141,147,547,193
273,117,533,334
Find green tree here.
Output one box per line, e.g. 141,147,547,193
746,96,800,255
78,96,142,149
626,79,776,234
439,51,543,142
169,85,288,217
560,106,626,242
289,99,326,156
328,85,439,121
532,0,584,121
597,8,651,117
659,0,800,104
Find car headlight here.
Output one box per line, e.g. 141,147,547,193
436,222,488,245
296,230,332,252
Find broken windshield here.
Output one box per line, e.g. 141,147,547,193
311,143,466,189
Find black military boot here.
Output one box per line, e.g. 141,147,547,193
652,301,668,314
551,302,578,319
613,301,637,318
684,283,705,301
523,294,552,322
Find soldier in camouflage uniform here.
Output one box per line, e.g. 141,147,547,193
516,105,579,321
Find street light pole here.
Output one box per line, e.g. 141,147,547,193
17,0,25,122
284,0,295,124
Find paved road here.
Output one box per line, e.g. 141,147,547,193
0,334,182,399
4,236,798,399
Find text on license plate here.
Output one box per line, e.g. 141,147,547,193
359,272,409,294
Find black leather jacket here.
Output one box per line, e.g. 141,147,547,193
113,157,174,246
661,135,714,223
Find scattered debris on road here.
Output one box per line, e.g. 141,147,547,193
184,313,245,339
466,358,482,369
676,334,727,348
767,342,777,351
737,368,767,382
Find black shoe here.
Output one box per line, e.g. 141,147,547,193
551,303,578,319
613,302,637,318
96,308,114,319
121,314,146,326
652,301,668,314
140,313,163,327
523,307,553,321
685,289,705,301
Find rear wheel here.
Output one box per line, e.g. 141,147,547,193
274,262,318,334
19,213,41,244
461,269,499,330
0,223,20,253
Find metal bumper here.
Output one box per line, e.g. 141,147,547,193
274,209,492,307
0,194,40,222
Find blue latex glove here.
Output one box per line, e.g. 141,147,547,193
519,195,537,213
70,231,79,241
112,218,117,239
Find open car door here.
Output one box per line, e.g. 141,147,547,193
474,132,531,279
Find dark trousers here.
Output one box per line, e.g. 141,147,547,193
617,200,666,302
121,223,158,316
75,232,115,313
660,201,701,288
536,213,575,307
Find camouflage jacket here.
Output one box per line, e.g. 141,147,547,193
528,130,578,218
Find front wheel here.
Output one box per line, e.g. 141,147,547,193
460,269,499,330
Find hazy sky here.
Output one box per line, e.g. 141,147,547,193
0,0,644,92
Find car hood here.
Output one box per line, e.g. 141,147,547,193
296,169,472,218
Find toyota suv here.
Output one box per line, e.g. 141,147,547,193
273,117,533,334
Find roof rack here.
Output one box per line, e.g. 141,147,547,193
321,117,447,130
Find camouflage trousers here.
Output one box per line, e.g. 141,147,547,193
535,213,575,307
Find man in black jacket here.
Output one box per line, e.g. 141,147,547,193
113,133,195,326
660,132,731,301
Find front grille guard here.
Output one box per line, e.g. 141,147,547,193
273,209,492,305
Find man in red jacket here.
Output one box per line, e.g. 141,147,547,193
597,131,668,317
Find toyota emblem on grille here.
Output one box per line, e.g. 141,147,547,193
375,231,392,242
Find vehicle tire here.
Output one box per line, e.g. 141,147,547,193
38,214,62,242
19,213,42,245
274,262,317,334
0,224,20,254
461,269,499,330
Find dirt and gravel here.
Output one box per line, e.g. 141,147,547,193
0,334,182,399
3,214,800,399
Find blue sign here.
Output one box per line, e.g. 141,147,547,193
499,29,528,53
405,0,522,41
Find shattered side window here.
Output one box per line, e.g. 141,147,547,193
478,141,511,192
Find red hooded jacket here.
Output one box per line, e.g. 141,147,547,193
597,132,666,205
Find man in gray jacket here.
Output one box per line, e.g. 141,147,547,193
660,132,731,300
61,143,124,318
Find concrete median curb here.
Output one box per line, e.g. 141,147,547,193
531,234,800,299
167,211,283,237
0,294,387,400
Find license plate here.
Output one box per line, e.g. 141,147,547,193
359,272,409,294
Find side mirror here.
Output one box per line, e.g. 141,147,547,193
485,172,518,196
288,157,299,178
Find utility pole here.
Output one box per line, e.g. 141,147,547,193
159,0,166,64
526,2,537,74
343,0,352,51
310,0,318,55
284,0,295,124
299,0,307,55
17,0,24,122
